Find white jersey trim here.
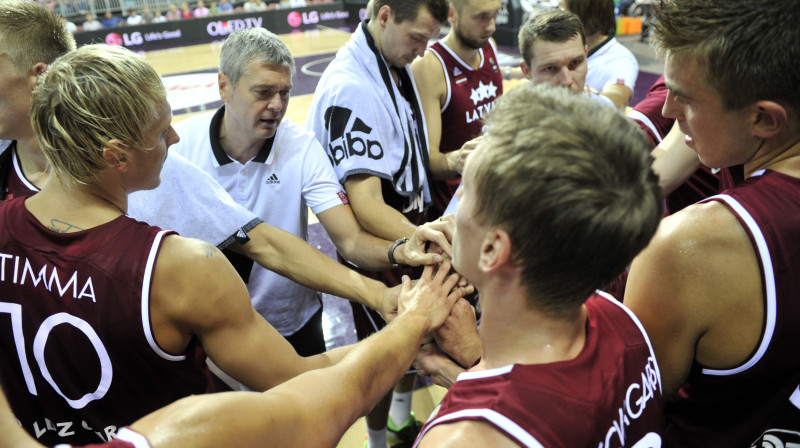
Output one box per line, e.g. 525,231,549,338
57,428,152,448
141,230,186,362
427,47,452,114
436,40,487,72
790,385,800,410
12,147,39,192
456,364,513,381
701,194,776,376
116,427,153,448
418,408,546,448
596,290,664,395
627,110,663,143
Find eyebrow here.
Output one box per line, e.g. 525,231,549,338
665,80,690,100
535,53,585,69
251,83,293,91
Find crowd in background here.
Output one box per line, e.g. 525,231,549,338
38,0,336,33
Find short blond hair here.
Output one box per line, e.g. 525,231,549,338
0,0,75,74
31,45,166,186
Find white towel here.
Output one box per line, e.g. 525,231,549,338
128,151,261,248
307,22,430,205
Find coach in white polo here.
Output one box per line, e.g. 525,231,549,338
173,28,438,359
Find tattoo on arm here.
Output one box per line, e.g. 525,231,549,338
48,219,85,233
202,242,217,258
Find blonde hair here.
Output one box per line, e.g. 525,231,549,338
31,45,166,186
0,0,75,75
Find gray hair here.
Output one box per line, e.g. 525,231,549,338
219,28,295,87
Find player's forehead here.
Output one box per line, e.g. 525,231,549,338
533,36,584,65
396,6,441,38
462,0,501,14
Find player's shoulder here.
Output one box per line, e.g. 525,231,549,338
412,50,447,88
156,234,224,275
639,199,745,277
417,419,521,448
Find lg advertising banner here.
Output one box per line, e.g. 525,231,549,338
74,3,351,52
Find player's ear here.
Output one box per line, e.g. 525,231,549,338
27,62,48,91
520,62,531,79
478,228,511,274
218,72,231,102
103,140,130,172
377,4,392,27
751,100,788,141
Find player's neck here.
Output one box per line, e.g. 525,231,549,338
443,32,482,69
27,174,128,232
586,32,610,53
219,112,265,164
745,134,800,178
477,287,587,370
15,135,50,190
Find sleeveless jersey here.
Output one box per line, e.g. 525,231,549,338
0,197,213,446
1,142,39,201
426,40,503,218
414,293,664,448
664,170,800,446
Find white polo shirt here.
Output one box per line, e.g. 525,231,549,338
586,37,639,101
173,108,348,335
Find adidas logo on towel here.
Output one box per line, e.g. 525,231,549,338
265,173,280,184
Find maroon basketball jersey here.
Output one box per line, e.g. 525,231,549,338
628,76,719,215
426,40,503,218
415,293,664,447
3,143,38,201
664,170,800,446
0,197,213,446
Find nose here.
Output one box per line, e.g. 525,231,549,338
486,17,496,36
557,67,573,88
412,41,427,58
168,126,180,146
266,92,283,111
662,90,680,120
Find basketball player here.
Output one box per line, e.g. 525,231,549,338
561,0,638,108
0,258,464,448
414,84,664,446
307,1,450,446
411,0,503,219
518,9,613,105
624,0,800,444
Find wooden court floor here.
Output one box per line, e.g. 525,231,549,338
143,28,448,448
